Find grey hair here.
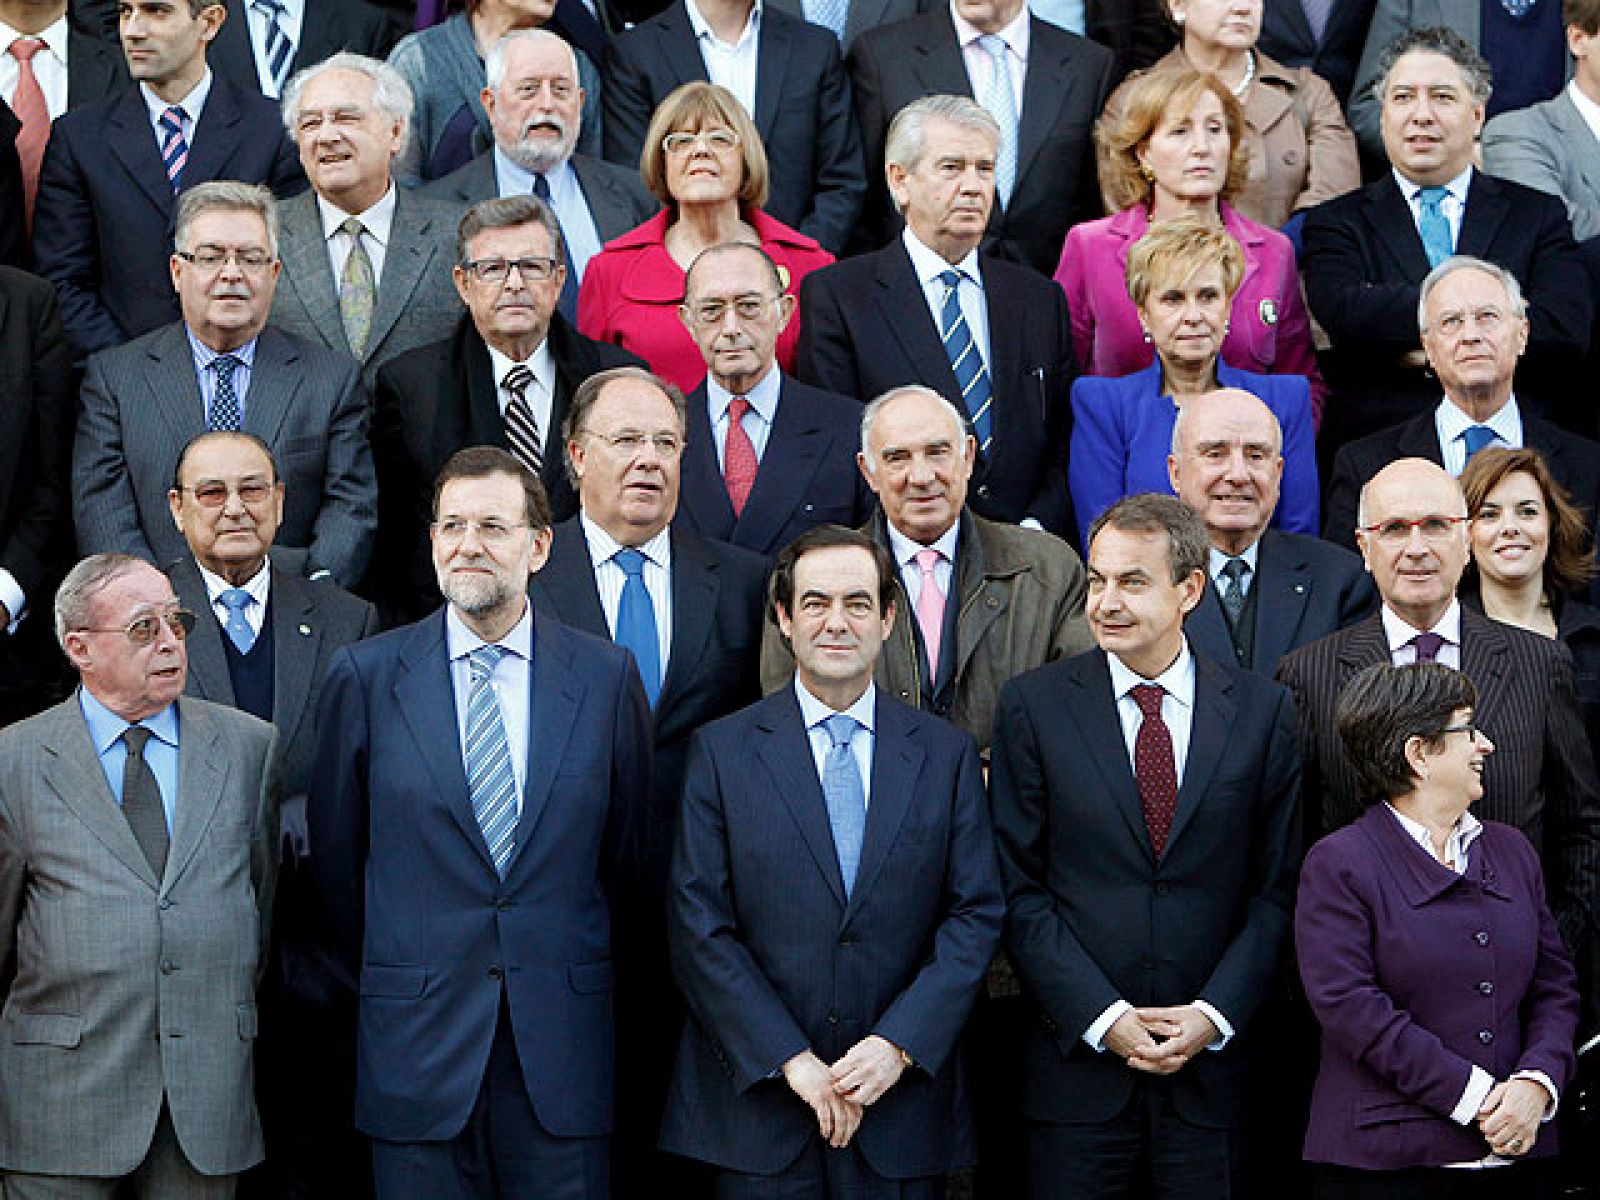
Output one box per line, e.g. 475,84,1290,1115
884,94,1001,176
485,28,579,93
282,52,414,158
55,554,149,649
1169,390,1285,457
456,195,566,270
1416,255,1528,334
1371,26,1492,106
174,180,279,259
1087,494,1210,583
859,385,971,471
562,366,688,487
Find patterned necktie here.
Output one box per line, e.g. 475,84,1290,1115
1410,631,1445,662
1416,187,1453,269
821,713,866,896
1219,557,1250,625
1130,683,1178,858
1501,0,1536,16
1462,424,1497,464
531,172,579,322
937,270,993,453
8,38,49,228
250,0,295,97
805,0,849,40
338,216,376,357
976,34,1018,206
218,588,255,653
209,353,242,431
614,548,661,707
501,364,544,475
159,105,188,192
1300,0,1332,41
914,548,946,680
465,644,517,876
723,395,759,516
121,725,170,877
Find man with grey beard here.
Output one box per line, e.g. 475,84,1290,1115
423,28,656,321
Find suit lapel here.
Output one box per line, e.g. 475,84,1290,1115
532,519,609,636
846,694,922,917
165,697,227,888
1013,23,1087,193
38,698,160,889
752,15,791,147
240,328,300,447
1337,613,1391,691
171,561,236,706
981,253,1023,432
183,78,245,191
1251,532,1313,670
1553,93,1600,208
756,691,848,909
1394,412,1446,467
1458,172,1512,261
144,325,207,452
366,192,447,361
279,193,348,355
269,570,321,762
503,612,584,875
1459,607,1510,718
873,245,957,394
657,5,708,88
657,526,719,729
1165,655,1236,853
1366,177,1432,281
1067,653,1154,860
107,88,176,219
735,378,829,550
682,384,738,540
909,9,974,98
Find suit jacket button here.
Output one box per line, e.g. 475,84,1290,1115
1154,883,1169,896
487,965,504,980
976,484,991,498
827,1011,840,1025
497,900,511,912
1479,981,1494,995
1479,1030,1494,1044
1475,930,1491,946
158,898,171,910
160,959,176,975
839,935,857,946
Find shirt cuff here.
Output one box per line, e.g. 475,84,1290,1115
1084,1000,1132,1052
1192,999,1234,1051
307,568,331,582
0,568,25,635
1510,1069,1560,1121
1451,1064,1497,1125
1019,517,1044,532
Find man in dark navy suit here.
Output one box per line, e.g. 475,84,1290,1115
677,243,873,559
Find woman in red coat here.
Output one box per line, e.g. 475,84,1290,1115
577,81,834,395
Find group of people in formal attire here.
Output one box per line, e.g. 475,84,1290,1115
6,0,1600,1197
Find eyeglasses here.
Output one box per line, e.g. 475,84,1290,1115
431,519,531,547
1359,515,1468,545
175,247,275,273
1438,722,1483,741
662,128,739,156
583,430,683,458
461,256,560,284
686,295,777,326
177,480,277,507
1427,307,1509,338
74,608,197,646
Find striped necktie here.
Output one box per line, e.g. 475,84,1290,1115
502,364,544,475
937,269,993,453
465,644,518,876
821,713,866,896
159,106,188,192
250,0,295,96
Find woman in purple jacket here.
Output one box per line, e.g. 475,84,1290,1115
1297,663,1579,1198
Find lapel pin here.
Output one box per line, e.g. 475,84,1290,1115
1259,298,1279,327
298,624,312,636
1294,584,1305,594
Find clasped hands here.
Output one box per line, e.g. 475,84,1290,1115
782,1036,907,1148
1105,1004,1219,1075
1478,1077,1547,1158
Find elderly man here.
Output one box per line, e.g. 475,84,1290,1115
1323,255,1600,550
422,28,656,318
1304,27,1591,447
269,52,461,389
74,180,376,588
165,430,377,1198
1171,388,1375,676
1278,458,1600,1020
678,242,872,558
0,552,280,1196
372,195,642,622
799,94,1077,538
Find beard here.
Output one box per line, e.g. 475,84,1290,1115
503,118,577,175
438,563,514,617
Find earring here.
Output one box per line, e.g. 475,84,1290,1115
1141,327,1153,344
1138,161,1156,183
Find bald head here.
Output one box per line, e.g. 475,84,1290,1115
1167,389,1284,556
1356,458,1469,632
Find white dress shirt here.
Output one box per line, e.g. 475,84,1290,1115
1394,164,1473,254
1434,395,1523,478
582,515,674,680
140,69,213,154
487,340,557,447
445,601,533,803
795,677,876,809
0,14,68,119
318,182,396,285
707,363,781,470
902,227,992,368
198,557,272,639
1382,599,1463,669
686,0,762,120
1569,78,1600,146
887,519,959,610
492,149,605,282
247,0,304,98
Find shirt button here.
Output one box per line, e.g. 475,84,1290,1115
1479,1030,1495,1044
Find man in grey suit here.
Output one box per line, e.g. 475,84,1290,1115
0,552,280,1197
165,430,378,1199
74,181,376,589
269,52,462,389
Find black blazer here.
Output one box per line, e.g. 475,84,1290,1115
64,22,127,108
678,373,874,558
1302,170,1592,444
1321,409,1600,551
1185,529,1377,675
846,6,1115,275
369,313,644,623
0,104,23,271
989,647,1301,1128
1085,0,1177,80
1257,0,1377,106
797,239,1076,538
602,1,866,256
207,0,399,96
33,77,304,359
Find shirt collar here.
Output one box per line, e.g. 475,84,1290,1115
0,14,68,60
1385,802,1484,869
795,676,877,735
444,597,534,664
78,686,179,755
580,512,673,574
1393,163,1473,206
187,328,259,369
1435,393,1522,446
949,0,1030,57
902,226,983,288
1106,637,1196,711
317,180,397,246
686,0,762,48
141,68,212,128
492,146,577,195
1569,79,1600,141
1208,539,1261,583
197,558,271,608
885,513,961,570
1381,597,1463,652
485,337,555,397
707,362,782,425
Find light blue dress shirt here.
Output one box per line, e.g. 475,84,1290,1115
492,149,605,283
79,688,179,830
187,330,258,427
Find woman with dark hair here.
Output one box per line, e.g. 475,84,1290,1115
1296,662,1579,1198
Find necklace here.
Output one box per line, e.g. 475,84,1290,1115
1230,50,1256,97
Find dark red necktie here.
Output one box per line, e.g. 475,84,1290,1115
1131,683,1178,858
724,395,758,516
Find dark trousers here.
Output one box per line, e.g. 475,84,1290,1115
1310,1161,1557,1200
370,999,609,1200
716,1141,944,1200
1027,1083,1236,1200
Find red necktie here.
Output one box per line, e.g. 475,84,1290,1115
1131,683,1178,858
8,37,49,229
724,395,758,516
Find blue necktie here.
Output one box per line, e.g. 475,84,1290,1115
250,0,295,97
614,548,661,707
1417,186,1453,268
937,270,994,454
806,0,848,39
531,173,579,323
821,713,866,897
1501,0,1536,16
465,644,518,876
209,353,242,431
1219,558,1250,625
1462,424,1498,463
976,34,1018,206
159,106,187,192
218,588,255,654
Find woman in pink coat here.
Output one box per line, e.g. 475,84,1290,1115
1056,67,1326,422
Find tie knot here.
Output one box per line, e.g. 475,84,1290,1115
532,172,552,201
1221,557,1250,584
340,216,366,241
728,394,751,421
1462,424,1497,455
915,547,942,576
9,36,43,63
161,106,185,134
1131,683,1165,718
822,712,858,750
218,587,252,614
938,268,965,293
979,33,1006,60
251,0,286,14
1417,185,1448,212
469,643,509,684
213,352,240,381
614,547,647,579
1410,631,1446,662
502,364,533,398
123,724,153,757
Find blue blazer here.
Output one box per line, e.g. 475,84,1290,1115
660,686,1004,1177
678,374,875,559
309,608,652,1142
1068,361,1319,547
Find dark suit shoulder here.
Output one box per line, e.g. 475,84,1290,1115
1028,12,1117,65
782,376,862,418
0,264,58,308
178,691,277,748
850,7,952,56
685,523,770,591
256,323,360,374
1262,528,1366,575
373,331,456,387
979,252,1067,300
278,569,378,627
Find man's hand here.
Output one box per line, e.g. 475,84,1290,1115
830,1035,906,1107
782,1050,863,1147
1478,1078,1547,1157
1126,1005,1219,1075
1103,1008,1163,1065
